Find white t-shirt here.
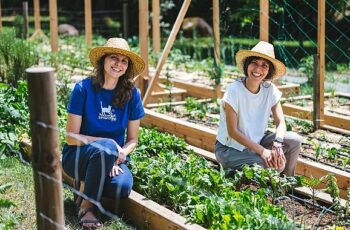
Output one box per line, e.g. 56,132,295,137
216,80,282,151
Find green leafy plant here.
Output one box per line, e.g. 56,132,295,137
184,97,207,119
325,174,342,218
131,128,296,229
301,175,325,209
0,29,39,87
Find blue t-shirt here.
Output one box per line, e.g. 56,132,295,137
67,77,145,147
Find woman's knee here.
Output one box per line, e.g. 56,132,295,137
92,139,118,155
106,175,133,198
284,132,302,148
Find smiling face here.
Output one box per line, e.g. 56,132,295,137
103,53,129,80
246,57,270,83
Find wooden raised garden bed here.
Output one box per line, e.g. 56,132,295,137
141,108,350,199
19,139,204,230
281,92,350,131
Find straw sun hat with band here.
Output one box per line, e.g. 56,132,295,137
235,41,286,80
89,37,145,77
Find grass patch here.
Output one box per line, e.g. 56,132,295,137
0,156,133,229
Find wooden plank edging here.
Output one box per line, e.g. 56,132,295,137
282,103,350,130
161,78,300,99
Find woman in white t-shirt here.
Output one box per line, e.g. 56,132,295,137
216,41,302,176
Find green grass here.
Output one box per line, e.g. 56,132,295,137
0,156,133,229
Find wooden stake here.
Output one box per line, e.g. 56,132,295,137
49,0,58,52
29,0,46,40
138,0,149,96
26,67,64,229
122,1,129,38
33,0,41,31
152,0,160,53
143,0,192,105
213,0,220,66
259,0,269,42
314,0,325,129
85,0,92,46
213,0,221,98
23,1,29,39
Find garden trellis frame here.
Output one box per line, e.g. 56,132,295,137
142,0,222,103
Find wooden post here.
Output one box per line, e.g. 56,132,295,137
138,0,149,96
26,67,64,229
29,0,46,40
0,0,3,31
213,0,221,98
152,0,160,53
23,1,29,39
33,0,41,32
314,0,325,130
313,55,321,130
49,0,58,52
259,0,269,42
122,0,129,39
143,0,192,105
85,0,92,46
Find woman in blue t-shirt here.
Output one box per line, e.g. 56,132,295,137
62,38,145,228
216,41,302,177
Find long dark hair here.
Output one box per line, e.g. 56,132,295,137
91,55,134,108
243,56,275,81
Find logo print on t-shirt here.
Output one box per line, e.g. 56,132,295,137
99,102,116,121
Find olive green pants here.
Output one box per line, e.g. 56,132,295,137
215,131,302,176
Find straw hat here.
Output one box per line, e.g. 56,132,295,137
235,41,286,79
89,38,145,76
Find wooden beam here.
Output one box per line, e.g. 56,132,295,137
259,0,269,42
84,0,92,46
282,103,313,120
143,0,192,105
152,0,161,53
138,0,149,96
49,0,58,52
120,191,205,230
282,102,350,130
316,0,326,128
164,78,299,99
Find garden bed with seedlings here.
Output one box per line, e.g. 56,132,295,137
130,128,350,229
148,98,350,173
142,97,350,199
281,92,350,131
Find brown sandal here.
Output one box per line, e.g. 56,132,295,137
78,207,102,229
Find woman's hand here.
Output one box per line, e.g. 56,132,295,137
115,143,126,165
272,144,286,172
109,165,124,177
261,148,274,168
